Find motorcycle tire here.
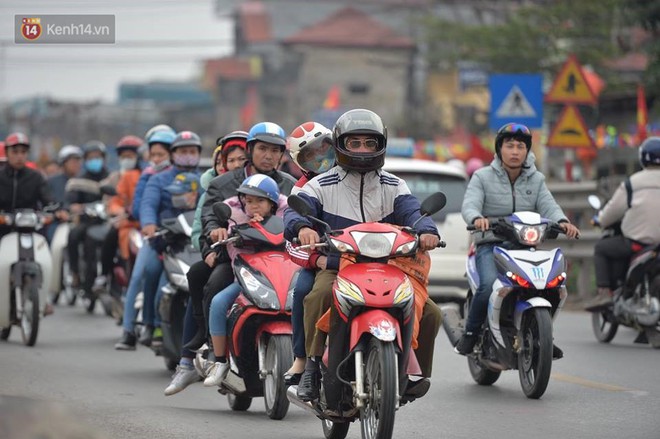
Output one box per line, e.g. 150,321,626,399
63,258,77,306
467,355,501,386
518,308,553,399
263,335,292,420
20,280,40,347
360,338,397,439
322,418,350,439
227,392,252,411
1,326,11,340
591,310,618,343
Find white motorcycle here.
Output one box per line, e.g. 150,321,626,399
0,209,54,346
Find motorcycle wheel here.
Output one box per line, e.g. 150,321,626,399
360,338,397,439
19,280,40,347
322,418,350,439
591,310,618,343
227,392,252,411
518,308,553,399
467,355,501,386
1,326,11,340
263,335,292,420
63,258,77,306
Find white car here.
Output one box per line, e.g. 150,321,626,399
383,157,469,305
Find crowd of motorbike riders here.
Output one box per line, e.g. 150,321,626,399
1,108,660,402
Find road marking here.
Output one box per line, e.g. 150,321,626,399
552,373,646,395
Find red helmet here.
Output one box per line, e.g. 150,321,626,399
116,135,143,155
0,142,6,162
5,132,30,149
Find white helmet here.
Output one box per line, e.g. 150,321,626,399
287,122,335,178
57,144,83,165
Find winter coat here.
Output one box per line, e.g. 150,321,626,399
139,167,203,227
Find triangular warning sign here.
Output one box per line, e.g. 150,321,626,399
495,85,537,118
546,55,597,105
547,105,595,149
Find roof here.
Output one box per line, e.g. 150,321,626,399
203,57,255,89
238,1,272,44
604,52,648,72
282,6,414,49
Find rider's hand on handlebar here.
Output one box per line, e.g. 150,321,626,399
474,217,490,232
418,233,440,251
142,224,157,238
560,222,580,239
298,227,320,252
210,227,229,243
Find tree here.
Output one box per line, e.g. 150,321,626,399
623,0,660,98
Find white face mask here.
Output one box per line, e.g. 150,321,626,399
118,157,137,172
149,159,171,172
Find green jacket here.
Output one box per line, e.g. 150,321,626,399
191,168,217,251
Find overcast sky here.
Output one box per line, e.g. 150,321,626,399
0,0,233,103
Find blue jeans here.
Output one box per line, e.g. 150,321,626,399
209,282,242,336
122,244,162,333
291,269,315,358
465,243,499,334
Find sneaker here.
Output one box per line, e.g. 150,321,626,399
203,361,230,387
114,331,137,351
552,344,564,360
164,364,199,396
92,275,107,293
454,331,477,356
151,327,163,349
403,378,431,399
139,325,154,347
584,288,614,312
296,367,321,402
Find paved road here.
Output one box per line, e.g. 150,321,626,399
1,304,658,439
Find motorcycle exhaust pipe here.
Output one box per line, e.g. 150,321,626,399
286,386,316,414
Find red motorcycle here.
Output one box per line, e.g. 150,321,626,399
285,192,446,439
200,202,300,420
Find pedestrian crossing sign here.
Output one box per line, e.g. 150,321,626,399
546,55,597,105
547,105,595,148
489,74,543,130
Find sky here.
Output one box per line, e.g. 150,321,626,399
0,0,233,103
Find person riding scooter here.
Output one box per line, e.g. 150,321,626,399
584,136,660,311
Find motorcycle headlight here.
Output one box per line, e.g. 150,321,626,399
334,276,365,317
349,231,397,258
513,223,547,246
14,212,38,228
237,266,279,310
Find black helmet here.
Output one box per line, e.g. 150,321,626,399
82,140,107,157
494,123,532,160
639,137,660,168
332,109,387,172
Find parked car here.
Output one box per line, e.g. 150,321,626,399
383,157,469,305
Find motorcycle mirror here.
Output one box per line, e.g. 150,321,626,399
420,192,447,216
287,194,311,216
212,201,232,222
100,185,117,196
587,195,602,210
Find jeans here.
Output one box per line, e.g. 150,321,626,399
209,282,242,336
121,243,162,333
465,243,499,334
291,269,315,358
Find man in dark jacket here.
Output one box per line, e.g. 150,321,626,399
0,133,55,237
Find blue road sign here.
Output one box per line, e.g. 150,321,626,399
489,74,543,130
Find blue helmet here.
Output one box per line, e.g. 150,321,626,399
148,130,176,149
247,122,287,151
639,137,660,168
236,174,280,205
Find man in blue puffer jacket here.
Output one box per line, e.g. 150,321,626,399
454,123,580,357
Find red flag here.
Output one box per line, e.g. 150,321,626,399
637,83,648,143
323,85,340,110
240,84,258,130
468,134,494,163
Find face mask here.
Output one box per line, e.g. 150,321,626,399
118,157,137,172
173,153,199,168
149,159,170,172
85,158,104,173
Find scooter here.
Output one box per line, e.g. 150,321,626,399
200,202,300,420
152,210,198,371
0,209,55,346
443,212,568,399
285,193,446,439
587,195,660,347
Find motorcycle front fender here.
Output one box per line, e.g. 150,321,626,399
514,297,552,331
255,320,292,345
349,309,402,352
